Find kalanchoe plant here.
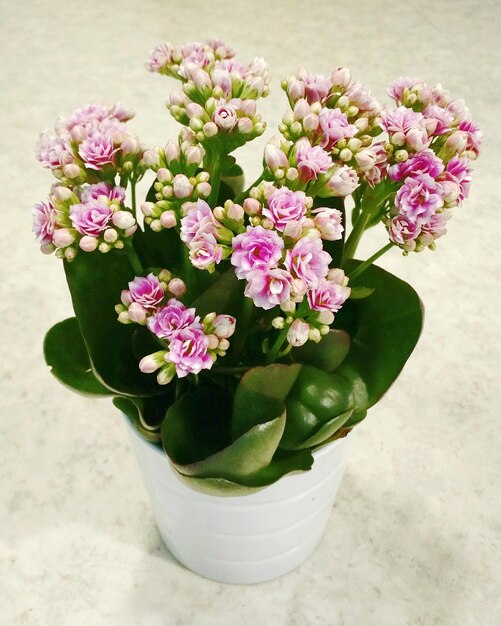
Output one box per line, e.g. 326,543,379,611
36,40,481,495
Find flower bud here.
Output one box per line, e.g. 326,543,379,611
196,181,211,197
53,228,75,248
168,277,186,297
128,302,147,324
303,114,319,132
79,235,98,252
160,211,177,228
308,328,321,342
157,168,172,183
53,186,73,202
70,125,87,142
112,211,136,230
243,198,261,215
121,136,141,155
227,202,244,222
237,117,253,134
139,351,166,373
283,220,303,241
165,141,181,164
218,338,230,351
158,269,172,283
317,311,335,325
203,122,218,137
264,142,289,170
142,148,162,168
207,334,220,350
157,364,175,385
62,164,81,179
104,228,118,243
293,98,310,120
141,201,156,217
172,174,193,199
287,319,310,347
213,314,236,338
280,300,296,314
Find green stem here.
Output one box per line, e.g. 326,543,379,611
265,327,289,365
235,171,266,204
131,177,137,215
207,147,222,206
348,242,394,281
230,296,255,362
125,239,143,276
343,200,375,263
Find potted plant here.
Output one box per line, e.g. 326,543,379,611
33,39,481,584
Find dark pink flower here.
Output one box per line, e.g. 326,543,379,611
147,299,200,340
388,150,445,182
458,119,483,157
125,274,165,310
81,182,126,203
395,174,444,223
69,201,112,237
295,137,333,182
307,278,350,313
318,108,357,151
78,132,119,170
388,215,420,245
166,327,214,377
284,238,331,289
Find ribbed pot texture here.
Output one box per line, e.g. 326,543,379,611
127,421,351,584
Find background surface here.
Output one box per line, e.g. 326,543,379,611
1,1,500,624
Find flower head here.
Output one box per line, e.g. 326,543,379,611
166,327,214,377
244,267,292,310
395,174,444,223
231,226,284,279
263,187,308,231
147,299,200,340
284,238,331,289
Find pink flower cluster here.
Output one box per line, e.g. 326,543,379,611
147,39,268,150
36,103,142,185
381,77,480,252
116,270,235,383
32,182,137,260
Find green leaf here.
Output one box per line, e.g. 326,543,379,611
43,317,111,396
291,408,353,450
161,387,286,481
114,396,164,444
232,363,303,439
335,261,423,411
349,286,375,299
280,365,354,450
190,267,244,317
293,329,350,373
64,250,162,396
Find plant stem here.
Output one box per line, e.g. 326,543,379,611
230,296,255,362
265,327,289,365
130,177,137,215
125,239,143,276
343,199,375,262
348,242,394,281
207,147,222,206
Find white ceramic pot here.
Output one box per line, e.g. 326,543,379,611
127,421,351,585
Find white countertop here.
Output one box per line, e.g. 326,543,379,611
1,0,500,624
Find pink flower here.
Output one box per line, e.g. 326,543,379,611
180,200,219,244
302,72,331,104
146,43,176,72
284,238,331,289
78,132,118,170
419,212,448,246
147,299,200,340
264,141,289,171
125,274,165,310
312,207,344,241
458,119,483,157
36,132,73,169
440,156,472,203
188,234,223,270
388,215,420,245
213,104,238,130
61,103,112,130
388,150,445,182
423,105,453,136
318,108,357,151
181,42,212,68
166,327,214,377
395,174,444,223
307,278,350,313
263,187,308,232
295,137,333,182
345,81,381,114
32,200,56,245
381,106,430,151
69,201,112,237
387,78,433,107
324,165,359,196
81,182,126,203
244,268,292,310
231,226,284,279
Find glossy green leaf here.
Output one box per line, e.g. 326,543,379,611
161,387,286,481
64,250,161,396
114,396,163,444
232,363,303,439
293,329,350,373
291,408,353,450
43,317,111,396
349,286,375,299
190,267,244,318
335,261,423,411
280,365,354,450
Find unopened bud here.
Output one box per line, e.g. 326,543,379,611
168,277,186,297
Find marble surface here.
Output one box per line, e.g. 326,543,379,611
1,0,500,624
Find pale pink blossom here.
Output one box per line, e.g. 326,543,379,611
36,132,74,169
69,201,112,237
231,226,284,279
312,207,344,241
188,234,223,270
244,268,292,310
418,212,448,245
395,174,444,223
388,215,420,245
307,278,350,313
147,299,200,340
213,315,236,339
32,200,56,245
166,327,214,377
213,104,238,130
388,150,445,182
318,108,357,151
284,238,331,289
180,200,219,244
345,81,381,114
78,132,119,170
80,182,126,203
458,119,483,157
423,105,453,136
440,156,472,202
264,141,289,171
295,137,333,182
302,72,331,104
381,106,430,151
387,78,433,107
324,165,359,196
263,187,308,231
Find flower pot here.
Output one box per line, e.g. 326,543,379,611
127,420,352,584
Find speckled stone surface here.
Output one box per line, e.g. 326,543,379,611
1,1,500,624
